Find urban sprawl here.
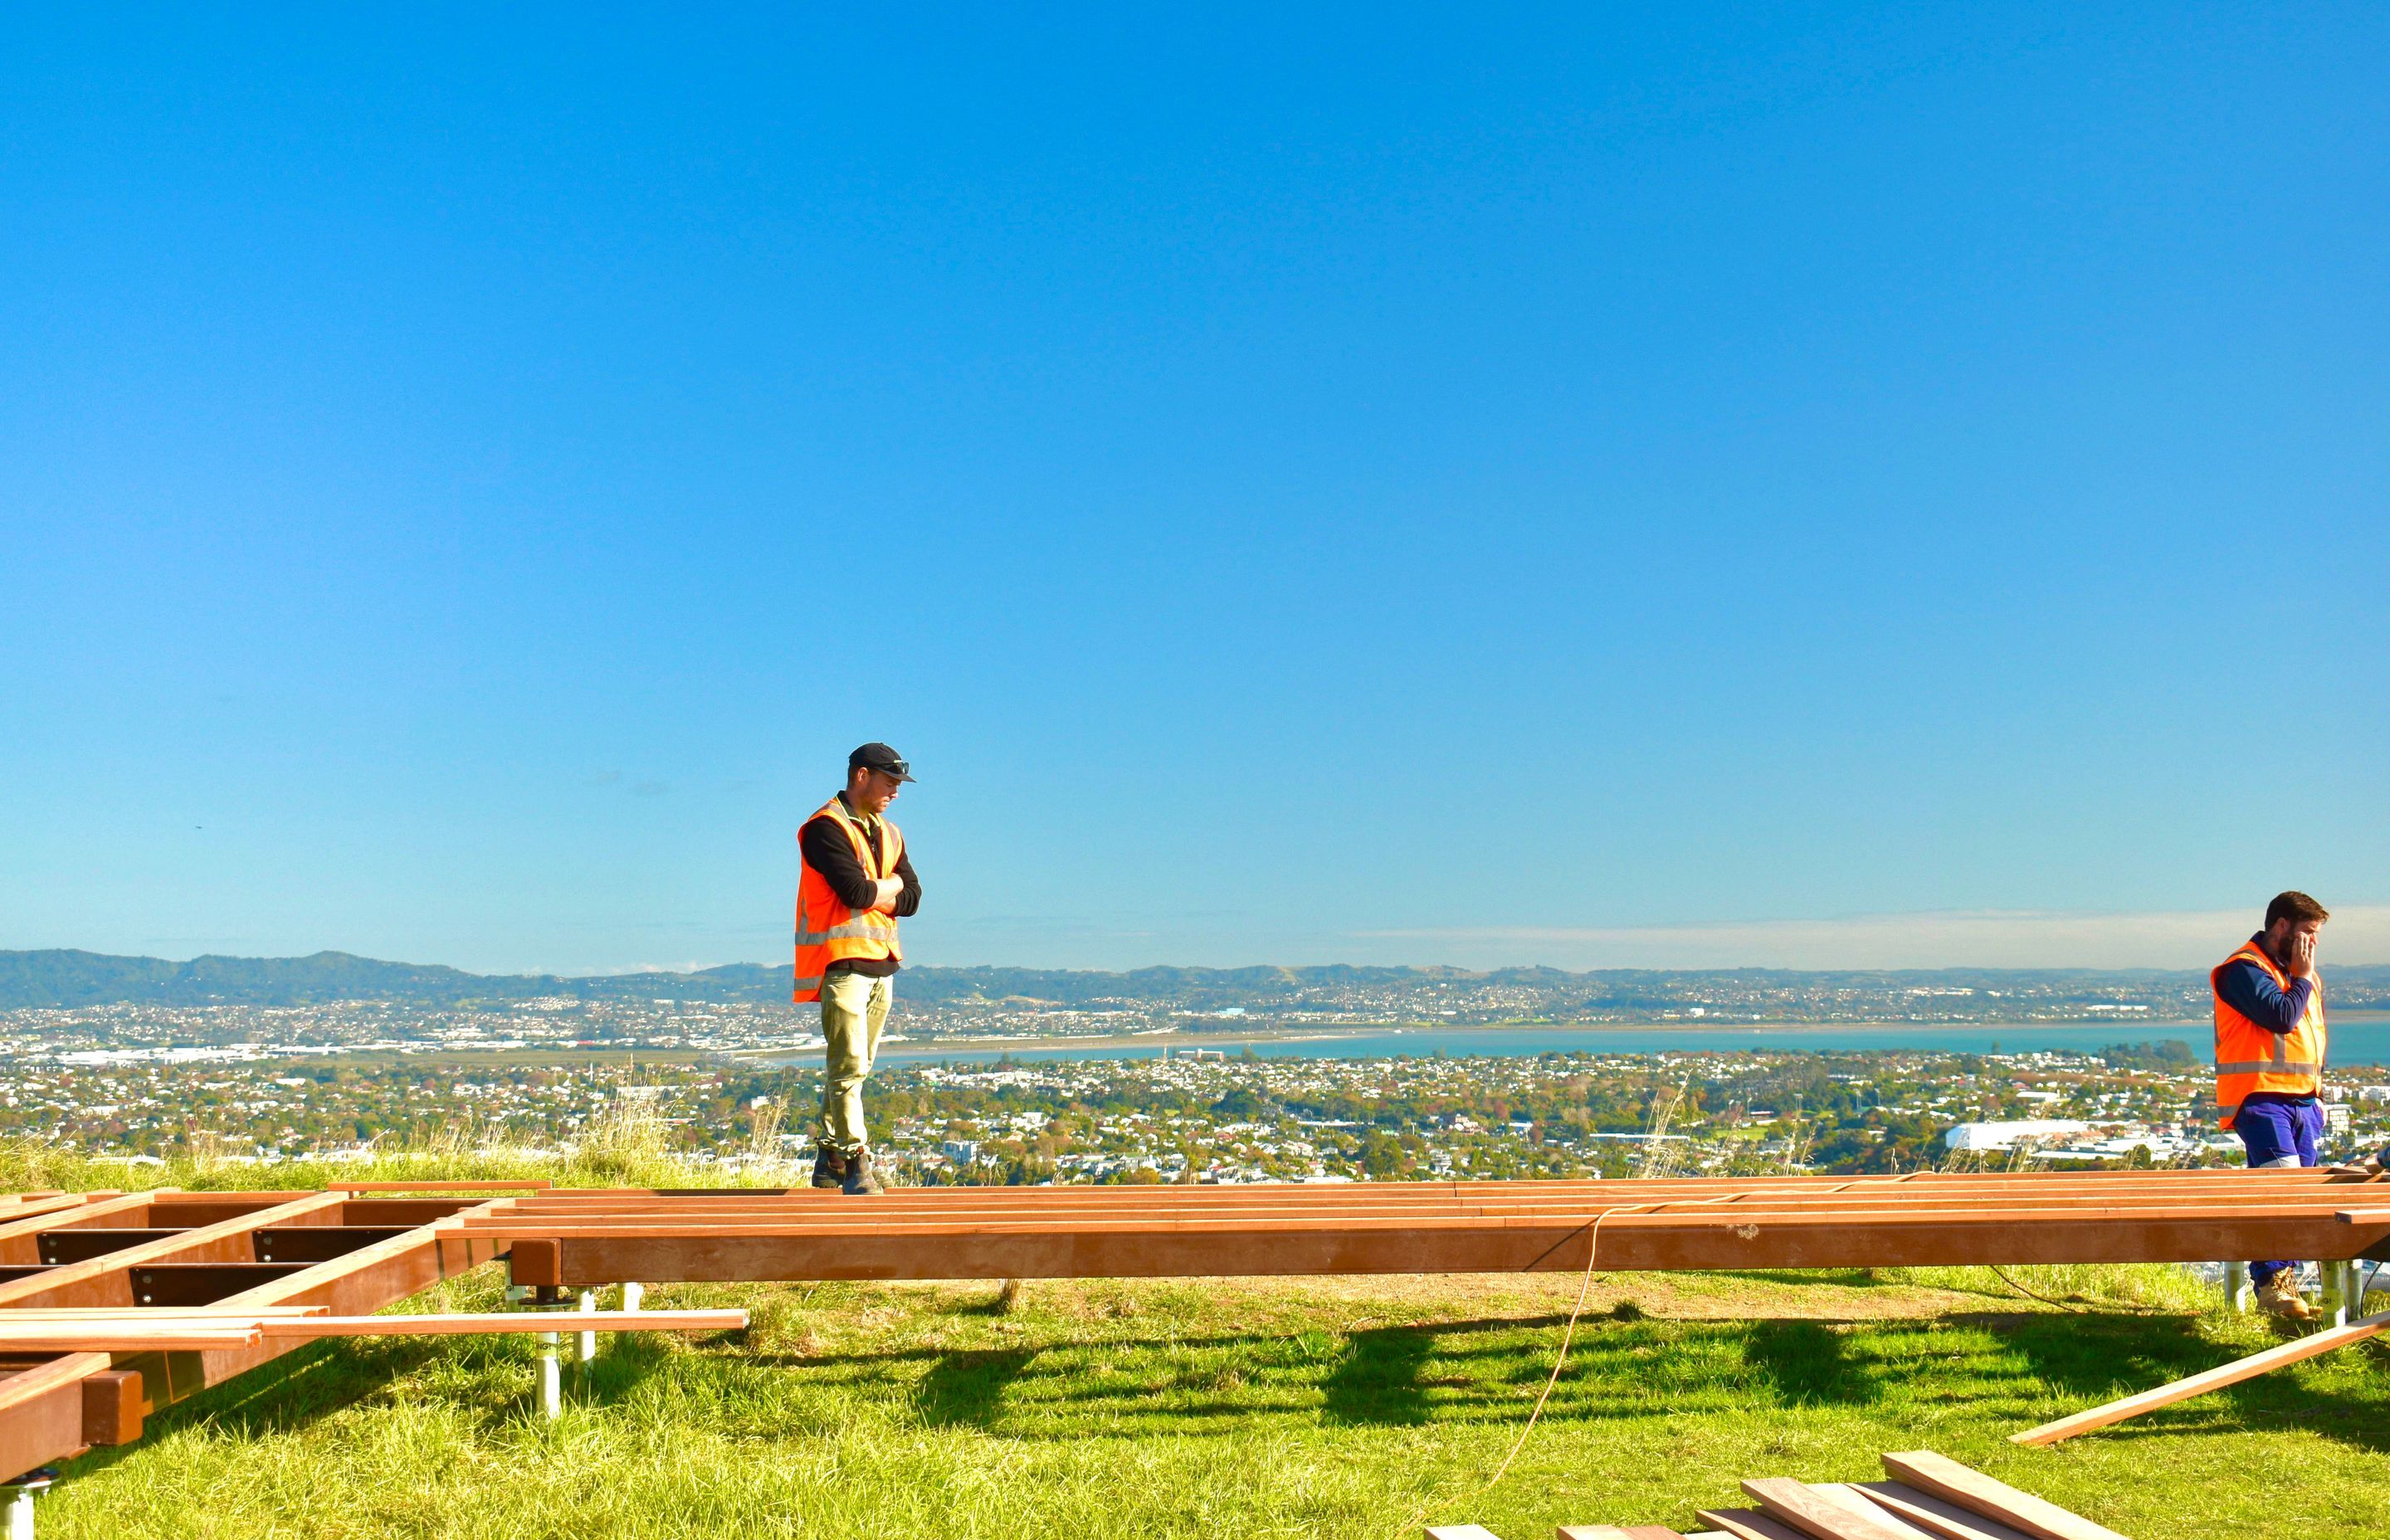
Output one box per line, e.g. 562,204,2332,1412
8,995,2388,1184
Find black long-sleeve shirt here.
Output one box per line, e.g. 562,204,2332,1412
799,797,920,978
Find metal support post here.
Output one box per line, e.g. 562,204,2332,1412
616,1281,645,1353
2224,1260,2251,1313
4,1470,56,1540
578,1289,599,1363
2328,1260,2356,1328
537,1330,563,1417
512,1283,568,1418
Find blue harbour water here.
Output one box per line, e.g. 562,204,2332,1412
873,1013,2390,1069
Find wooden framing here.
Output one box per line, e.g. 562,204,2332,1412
1,1168,2380,1487
0,1190,500,1484
461,1170,2390,1287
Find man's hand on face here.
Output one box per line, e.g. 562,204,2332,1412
2288,929,2319,978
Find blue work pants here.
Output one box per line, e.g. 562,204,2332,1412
2236,1097,2322,1288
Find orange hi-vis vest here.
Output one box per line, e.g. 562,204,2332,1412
2212,938,2325,1128
792,797,905,1004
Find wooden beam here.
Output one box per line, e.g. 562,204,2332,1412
0,1328,261,1351
1695,1510,1809,1540
1877,1455,2127,1540
0,1355,97,1484
323,1180,554,1192
2010,1309,2390,1445
152,1198,509,1401
0,1192,348,1311
508,1209,2381,1286
79,1370,143,1446
1741,1478,1920,1540
0,1192,159,1265
1795,1487,1945,1540
255,1309,745,1338
1851,1484,2041,1540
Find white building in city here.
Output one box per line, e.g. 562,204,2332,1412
1944,1119,2090,1152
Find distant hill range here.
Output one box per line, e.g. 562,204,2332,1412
4,948,2387,1016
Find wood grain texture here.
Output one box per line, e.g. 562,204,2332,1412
1695,1510,1811,1540
1878,1454,2129,1540
1742,1478,1921,1540
1852,1484,2042,1540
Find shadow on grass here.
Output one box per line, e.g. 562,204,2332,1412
1322,1325,1435,1425
1957,1309,2222,1400
81,1327,686,1467
86,1335,460,1458
1741,1319,1878,1406
915,1347,1041,1427
1990,1314,2390,1455
1695,1269,1897,1291
93,1297,2390,1466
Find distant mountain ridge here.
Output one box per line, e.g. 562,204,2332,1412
6,947,2388,1012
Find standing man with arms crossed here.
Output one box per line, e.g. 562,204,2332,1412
2213,889,2330,1319
794,743,922,1196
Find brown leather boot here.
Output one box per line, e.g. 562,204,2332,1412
841,1145,885,1196
810,1145,847,1191
2257,1270,2314,1321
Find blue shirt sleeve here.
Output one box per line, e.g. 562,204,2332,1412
2217,956,2313,1034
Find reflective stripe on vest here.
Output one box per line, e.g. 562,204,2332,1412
793,919,897,945
792,796,905,1005
2212,939,2325,1128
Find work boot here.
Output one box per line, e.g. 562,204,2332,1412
810,1145,847,1191
2256,1270,2314,1321
841,1146,885,1196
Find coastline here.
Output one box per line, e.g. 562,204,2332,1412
734,1013,2375,1065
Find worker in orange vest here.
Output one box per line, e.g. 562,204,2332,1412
2213,889,2330,1319
793,743,920,1194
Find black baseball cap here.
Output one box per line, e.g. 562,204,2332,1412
848,742,915,782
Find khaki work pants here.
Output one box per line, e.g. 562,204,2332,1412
819,969,893,1155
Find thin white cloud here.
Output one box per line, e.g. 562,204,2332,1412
1354,906,2390,971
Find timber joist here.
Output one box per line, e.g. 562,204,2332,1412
0,1169,2382,1487
471,1168,2390,1286
0,1188,505,1485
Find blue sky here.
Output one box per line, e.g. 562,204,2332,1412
4,6,2385,975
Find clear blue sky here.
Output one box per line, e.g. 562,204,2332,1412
4,7,2385,975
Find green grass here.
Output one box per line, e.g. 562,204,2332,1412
11,1140,2388,1538
30,1265,2390,1538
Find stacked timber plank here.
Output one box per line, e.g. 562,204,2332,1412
465,1168,2390,1287
1430,1450,2131,1540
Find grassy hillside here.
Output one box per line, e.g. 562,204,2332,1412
12,1150,2387,1538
